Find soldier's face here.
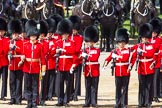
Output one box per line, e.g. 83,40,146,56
12,33,19,40
87,42,94,47
152,32,158,37
39,34,45,40
72,29,78,35
0,30,5,36
62,33,69,40
118,42,126,48
47,33,53,38
30,35,37,41
141,37,149,43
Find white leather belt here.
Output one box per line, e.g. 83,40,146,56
86,62,99,65
139,58,153,62
12,55,23,58
59,55,73,58
116,62,129,66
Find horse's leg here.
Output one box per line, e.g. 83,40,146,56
105,35,110,52
100,36,103,51
66,0,69,17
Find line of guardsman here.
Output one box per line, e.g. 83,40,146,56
0,14,162,108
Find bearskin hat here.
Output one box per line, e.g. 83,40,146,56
45,18,56,33
83,25,99,43
50,14,63,26
25,19,40,38
8,19,22,34
138,23,153,39
69,15,81,31
149,18,161,35
56,19,73,35
20,18,28,32
0,18,7,31
116,28,129,43
39,20,48,36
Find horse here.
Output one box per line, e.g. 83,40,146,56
22,0,64,20
130,0,157,38
1,0,21,20
72,0,119,52
72,0,102,34
99,0,118,51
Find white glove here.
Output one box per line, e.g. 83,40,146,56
70,64,76,74
127,64,132,72
82,52,88,58
112,53,117,59
42,71,46,76
18,61,23,67
149,62,155,70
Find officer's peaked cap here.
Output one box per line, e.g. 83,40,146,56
83,25,99,43
56,19,72,35
8,19,22,34
139,23,153,39
69,15,81,31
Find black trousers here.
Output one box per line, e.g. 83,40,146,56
24,73,39,104
160,72,162,97
153,68,160,98
160,0,162,14
115,76,130,107
47,69,56,99
74,64,82,96
56,71,71,104
85,76,99,105
9,70,23,103
138,74,153,106
0,66,8,98
39,72,48,102
70,64,82,98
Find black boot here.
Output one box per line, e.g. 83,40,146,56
26,100,32,108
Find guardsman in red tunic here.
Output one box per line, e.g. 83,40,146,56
19,20,46,108
104,28,136,108
159,41,162,98
19,18,28,100
0,18,8,101
6,20,23,105
44,18,57,100
37,20,49,106
134,23,155,108
71,25,100,107
55,19,76,107
149,18,162,102
68,15,83,101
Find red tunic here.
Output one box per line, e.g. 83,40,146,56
55,38,76,72
149,36,162,68
23,41,46,74
105,48,136,76
5,39,23,70
84,47,100,77
2,37,10,66
133,43,156,75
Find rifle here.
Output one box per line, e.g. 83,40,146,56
55,46,61,73
111,49,116,76
135,36,142,71
82,42,86,72
8,39,15,66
